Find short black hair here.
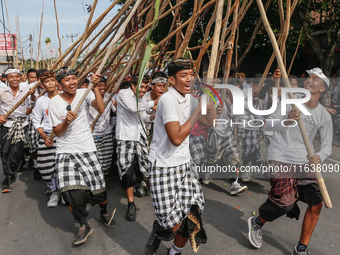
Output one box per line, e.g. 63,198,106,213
152,71,168,80
37,69,48,79
251,77,261,85
228,78,243,89
27,68,37,77
84,78,90,84
120,81,131,90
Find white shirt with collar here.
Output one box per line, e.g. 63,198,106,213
0,85,30,128
115,87,154,141
149,87,192,167
32,93,53,134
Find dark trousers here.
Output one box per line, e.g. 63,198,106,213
1,126,26,177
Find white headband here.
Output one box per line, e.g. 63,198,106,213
5,69,20,76
306,67,329,87
152,77,167,84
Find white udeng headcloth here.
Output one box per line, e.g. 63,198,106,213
5,69,20,76
306,67,329,87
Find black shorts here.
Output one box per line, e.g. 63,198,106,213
297,183,323,208
259,183,323,222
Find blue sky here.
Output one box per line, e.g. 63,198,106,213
4,0,119,60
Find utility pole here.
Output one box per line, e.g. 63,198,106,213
29,34,33,68
66,33,78,43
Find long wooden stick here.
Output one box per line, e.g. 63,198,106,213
206,0,224,78
256,0,332,209
54,0,62,59
71,0,98,68
36,0,44,69
70,0,144,121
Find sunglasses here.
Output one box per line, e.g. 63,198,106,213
66,105,71,111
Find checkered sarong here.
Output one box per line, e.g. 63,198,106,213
242,129,260,162
93,133,114,174
37,136,58,191
189,134,207,167
55,152,106,195
116,135,149,179
4,117,26,144
206,131,240,166
149,161,205,229
237,127,244,144
26,115,39,153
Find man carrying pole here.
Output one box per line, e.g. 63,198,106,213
248,68,333,255
0,68,36,193
145,58,207,255
48,67,116,245
32,70,60,207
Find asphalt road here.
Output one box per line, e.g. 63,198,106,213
1,139,339,255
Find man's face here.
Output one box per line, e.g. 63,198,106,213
42,77,57,93
81,83,89,89
97,82,107,96
169,69,194,96
27,72,37,84
7,73,21,88
131,82,148,98
21,74,27,82
304,75,326,94
290,78,298,88
59,75,78,95
237,75,245,83
152,82,166,97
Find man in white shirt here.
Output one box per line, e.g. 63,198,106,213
145,58,207,255
27,69,47,181
90,76,116,178
48,67,116,245
116,74,159,221
32,70,60,207
19,68,37,87
143,71,167,136
248,68,332,255
0,68,36,193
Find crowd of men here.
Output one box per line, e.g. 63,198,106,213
0,59,334,255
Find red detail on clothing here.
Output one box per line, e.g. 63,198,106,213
191,121,208,139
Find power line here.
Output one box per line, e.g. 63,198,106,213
0,0,11,67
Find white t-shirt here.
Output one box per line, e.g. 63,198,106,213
32,94,53,133
149,87,193,167
48,89,97,154
264,103,332,164
90,93,116,135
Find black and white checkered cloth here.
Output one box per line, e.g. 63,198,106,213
261,131,272,148
189,134,207,167
242,129,260,162
56,152,106,195
149,161,205,229
237,127,244,144
93,133,114,174
116,135,149,179
37,136,58,192
4,117,26,144
26,115,39,153
206,130,240,166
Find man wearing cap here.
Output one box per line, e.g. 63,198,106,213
115,74,159,221
0,68,36,193
145,58,207,255
248,67,332,255
48,67,116,245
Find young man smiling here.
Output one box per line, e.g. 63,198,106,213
0,68,36,193
145,58,207,255
248,68,332,255
48,67,116,245
32,70,61,207
116,74,159,221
